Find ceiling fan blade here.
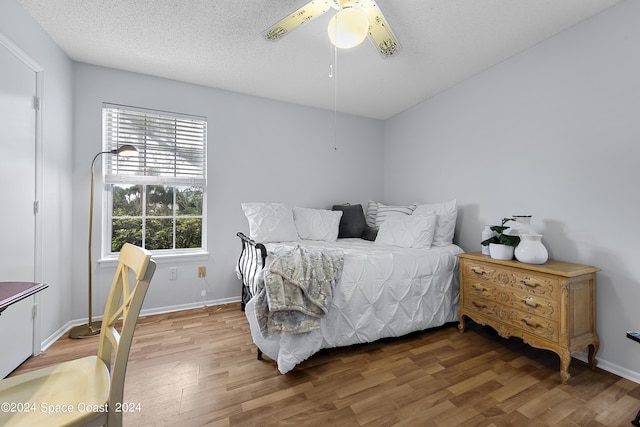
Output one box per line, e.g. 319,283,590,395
358,0,401,58
263,0,332,41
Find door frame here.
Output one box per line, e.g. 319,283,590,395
0,32,44,354
0,32,43,283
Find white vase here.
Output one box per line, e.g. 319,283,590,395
505,215,535,236
489,243,514,260
481,225,493,255
515,234,548,264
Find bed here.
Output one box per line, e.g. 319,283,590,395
236,200,463,374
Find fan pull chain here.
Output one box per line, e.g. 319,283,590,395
331,41,338,151
328,50,333,77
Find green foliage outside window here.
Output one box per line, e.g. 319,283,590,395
111,184,203,252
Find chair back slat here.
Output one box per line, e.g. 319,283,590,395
97,243,155,427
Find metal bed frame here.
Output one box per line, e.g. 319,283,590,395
236,232,267,361
236,232,267,311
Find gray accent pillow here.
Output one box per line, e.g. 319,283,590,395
332,204,367,238
361,225,378,241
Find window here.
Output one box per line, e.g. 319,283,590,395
103,104,207,255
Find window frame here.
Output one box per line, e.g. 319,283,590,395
101,104,207,258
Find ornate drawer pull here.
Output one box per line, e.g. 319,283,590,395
522,297,540,309
520,278,541,289
472,301,487,309
472,284,487,292
522,318,542,329
471,267,488,275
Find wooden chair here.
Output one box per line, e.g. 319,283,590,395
0,243,156,427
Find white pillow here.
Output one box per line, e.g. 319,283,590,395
241,203,299,243
293,207,342,242
374,203,418,227
375,213,437,249
413,199,457,246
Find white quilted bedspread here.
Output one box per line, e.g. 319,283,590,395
245,238,464,374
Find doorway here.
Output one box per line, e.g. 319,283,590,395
0,33,42,282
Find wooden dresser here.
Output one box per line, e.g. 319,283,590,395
458,252,599,383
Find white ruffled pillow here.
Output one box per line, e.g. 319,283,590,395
241,203,299,243
413,199,457,246
293,207,342,242
375,213,437,249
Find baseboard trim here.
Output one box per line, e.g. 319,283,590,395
39,296,241,352
41,320,76,352
574,353,640,384
138,297,241,317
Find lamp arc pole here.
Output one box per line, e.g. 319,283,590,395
69,144,137,339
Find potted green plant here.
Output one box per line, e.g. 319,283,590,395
481,217,521,260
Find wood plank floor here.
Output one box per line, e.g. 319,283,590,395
10,303,640,426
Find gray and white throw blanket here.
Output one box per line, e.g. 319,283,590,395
254,245,344,337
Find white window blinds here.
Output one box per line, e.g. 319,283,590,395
103,104,207,186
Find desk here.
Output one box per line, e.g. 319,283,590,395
0,282,48,313
628,332,640,426
0,282,48,378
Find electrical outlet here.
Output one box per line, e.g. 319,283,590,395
169,267,178,280
201,289,206,297
198,266,206,278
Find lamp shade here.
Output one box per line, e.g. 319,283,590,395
328,7,369,49
112,144,137,156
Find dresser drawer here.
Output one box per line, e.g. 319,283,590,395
462,280,559,320
463,296,559,342
459,252,599,384
462,262,558,299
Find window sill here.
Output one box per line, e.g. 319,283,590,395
98,250,209,266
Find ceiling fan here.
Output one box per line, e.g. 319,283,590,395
262,0,401,58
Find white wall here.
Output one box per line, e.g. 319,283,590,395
73,63,384,317
384,0,640,380
6,0,638,384
0,1,74,342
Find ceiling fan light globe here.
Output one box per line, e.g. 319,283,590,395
328,8,368,49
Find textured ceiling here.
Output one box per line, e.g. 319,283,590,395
19,0,622,119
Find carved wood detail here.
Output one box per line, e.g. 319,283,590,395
459,252,599,383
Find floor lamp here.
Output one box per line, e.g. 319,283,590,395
69,144,137,339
